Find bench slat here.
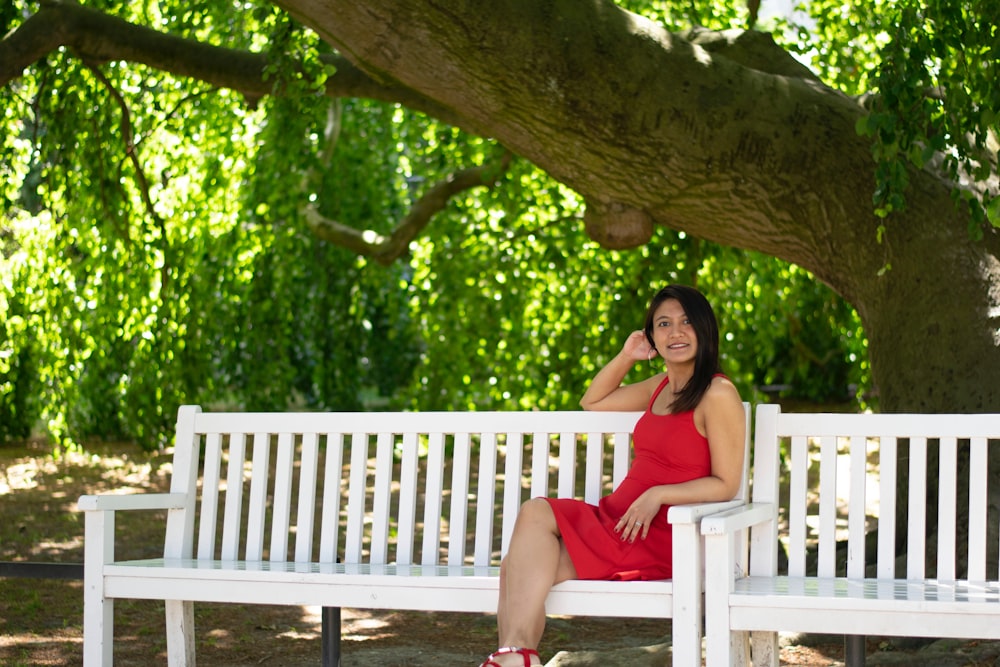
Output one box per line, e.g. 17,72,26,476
371,431,395,564
344,432,369,563
245,432,271,561
421,432,446,565
294,432,320,562
396,432,420,566
584,432,602,504
474,433,499,567
938,436,958,580
906,436,928,579
557,431,577,498
270,432,295,562
969,437,988,582
448,432,472,567
198,432,223,560
817,435,838,577
788,435,808,577
319,432,344,564
530,431,551,498
220,432,246,561
846,435,867,578
501,432,525,555
876,435,897,578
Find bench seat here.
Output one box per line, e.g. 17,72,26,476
729,576,1000,636
99,558,675,616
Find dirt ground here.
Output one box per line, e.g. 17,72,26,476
2,439,999,666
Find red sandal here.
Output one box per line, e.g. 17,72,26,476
478,646,541,666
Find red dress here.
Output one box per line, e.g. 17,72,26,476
544,376,713,580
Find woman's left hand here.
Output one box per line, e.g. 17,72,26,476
614,488,664,542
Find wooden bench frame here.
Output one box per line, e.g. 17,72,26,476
702,403,1000,667
79,404,750,666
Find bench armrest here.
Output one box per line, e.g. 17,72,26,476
700,502,776,535
77,492,188,513
667,498,746,525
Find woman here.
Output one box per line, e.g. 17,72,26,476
478,284,746,667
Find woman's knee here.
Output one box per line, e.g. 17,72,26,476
518,497,553,522
510,499,556,540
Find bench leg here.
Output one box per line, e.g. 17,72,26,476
322,606,341,667
750,631,779,667
844,635,866,666
83,512,114,667
165,600,196,667
671,523,702,666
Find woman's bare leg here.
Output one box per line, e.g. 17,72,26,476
488,498,577,666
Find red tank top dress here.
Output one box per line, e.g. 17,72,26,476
543,376,713,580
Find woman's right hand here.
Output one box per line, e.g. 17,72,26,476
622,330,656,362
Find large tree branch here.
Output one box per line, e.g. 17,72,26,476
304,152,513,265
1,0,465,126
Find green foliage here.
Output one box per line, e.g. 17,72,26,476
775,0,999,232
0,0,872,449
863,0,998,231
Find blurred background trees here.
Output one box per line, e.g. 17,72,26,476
7,0,987,448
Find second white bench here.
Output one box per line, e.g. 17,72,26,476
702,403,1000,666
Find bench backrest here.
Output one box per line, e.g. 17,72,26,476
164,403,750,569
750,403,1000,582
164,407,648,567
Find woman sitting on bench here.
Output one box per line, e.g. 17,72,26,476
478,284,746,667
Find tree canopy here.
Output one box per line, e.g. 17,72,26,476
1,0,997,448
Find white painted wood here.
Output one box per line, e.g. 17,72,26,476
294,431,320,562
473,432,498,567
969,436,988,582
937,435,958,580
876,435,897,578
318,432,344,564
906,437,927,579
220,431,246,561
557,431,576,498
344,431,369,564
817,435,838,577
500,431,524,557
197,432,223,560
584,431,603,504
702,405,1000,667
530,431,550,498
448,432,472,567
787,434,808,577
245,432,271,561
269,431,295,562
81,507,114,667
370,431,394,564
164,599,195,667
79,405,750,667
845,435,867,579
421,432,446,565
396,432,420,566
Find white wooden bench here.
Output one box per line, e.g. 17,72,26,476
79,403,750,666
702,403,1000,667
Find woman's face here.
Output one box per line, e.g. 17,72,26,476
650,298,698,366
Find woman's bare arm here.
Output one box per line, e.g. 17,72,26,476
579,331,662,411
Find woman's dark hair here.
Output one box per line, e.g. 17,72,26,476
643,284,722,413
